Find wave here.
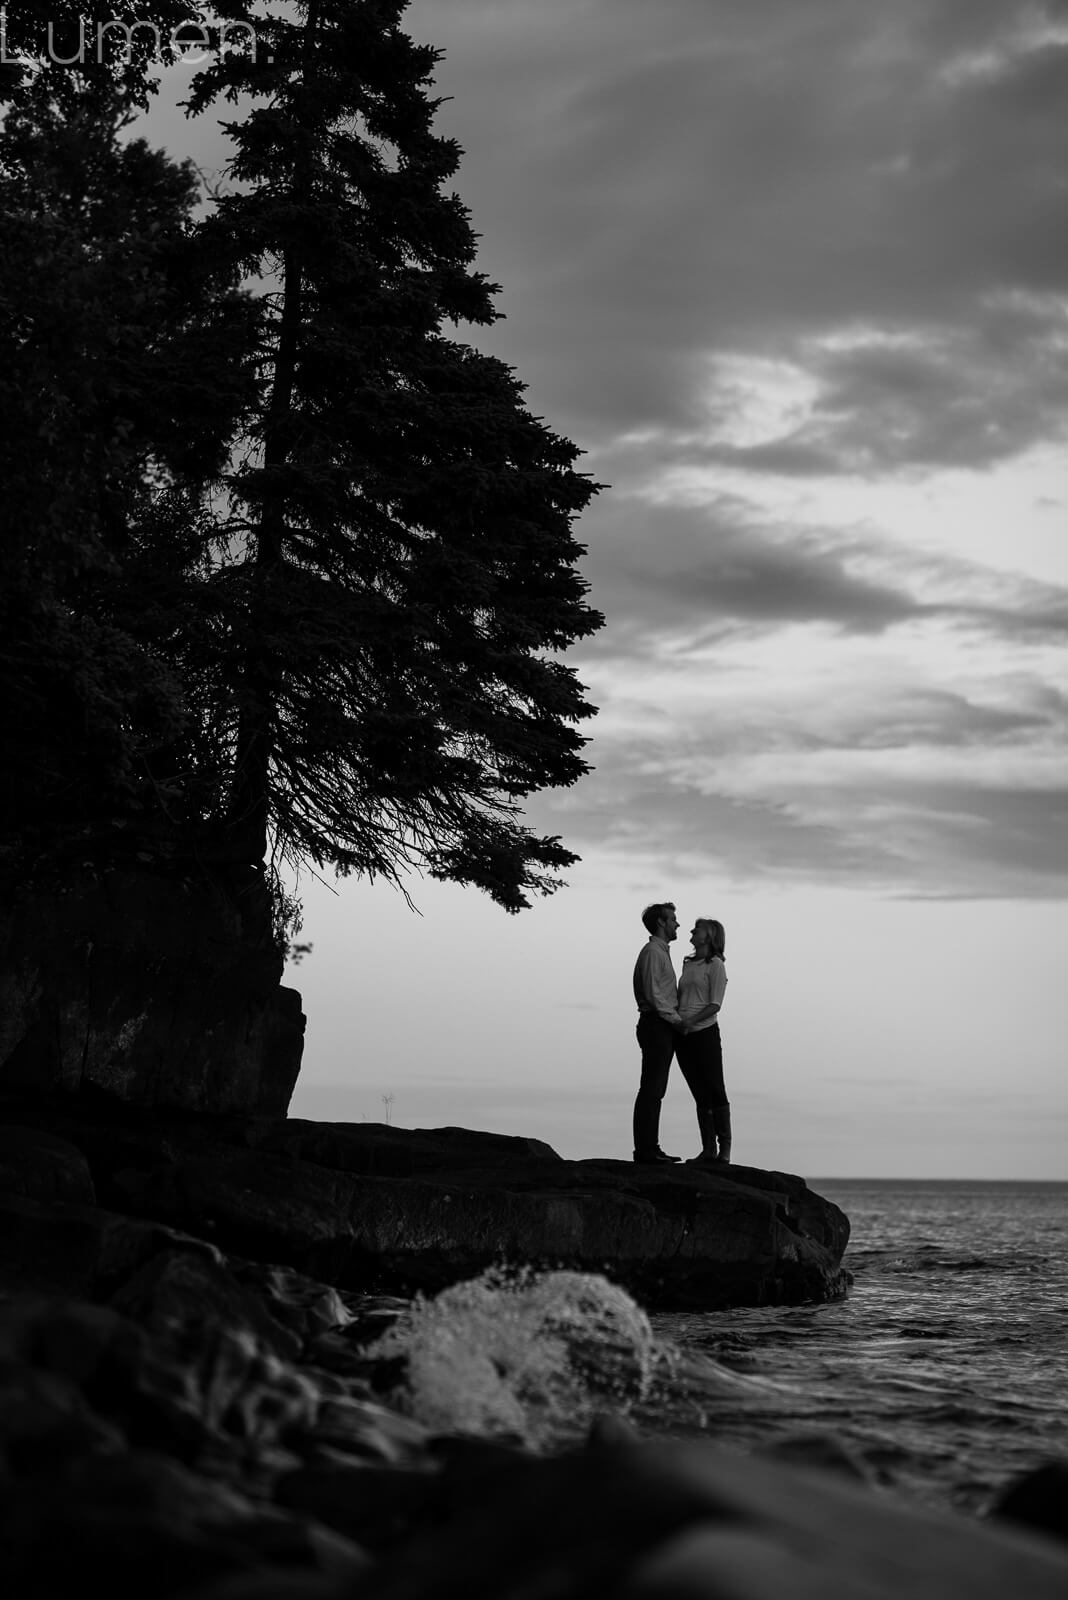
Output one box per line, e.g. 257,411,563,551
363,1265,660,1449
360,1266,801,1452
849,1248,1054,1278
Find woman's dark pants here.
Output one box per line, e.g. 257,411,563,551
676,1023,728,1151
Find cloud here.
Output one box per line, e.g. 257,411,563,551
574,493,1068,654
409,0,1068,471
145,3,1068,472
537,497,1068,897
577,499,920,651
535,730,1068,900
679,313,1068,478
547,462,1068,901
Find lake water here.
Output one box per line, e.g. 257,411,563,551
370,1178,1068,1522
640,1178,1068,1516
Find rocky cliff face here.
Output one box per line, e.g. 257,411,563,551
0,861,304,1118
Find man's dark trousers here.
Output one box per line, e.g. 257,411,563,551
633,1012,677,1154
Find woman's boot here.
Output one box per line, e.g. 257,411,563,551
687,1108,722,1164
713,1104,732,1163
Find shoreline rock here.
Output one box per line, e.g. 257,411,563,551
2,1103,1067,1598
0,1106,850,1311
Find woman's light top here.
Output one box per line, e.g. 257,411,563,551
677,954,726,1033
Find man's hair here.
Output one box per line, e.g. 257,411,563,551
641,902,675,935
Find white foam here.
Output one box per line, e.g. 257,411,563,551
365,1266,657,1449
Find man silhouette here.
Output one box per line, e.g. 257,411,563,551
631,901,684,1164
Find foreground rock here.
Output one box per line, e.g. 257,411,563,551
0,1185,1066,1600
356,1441,1068,1600
0,1108,850,1311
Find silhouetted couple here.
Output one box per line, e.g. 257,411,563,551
631,901,731,1166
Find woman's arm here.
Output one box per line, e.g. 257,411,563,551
681,1001,720,1031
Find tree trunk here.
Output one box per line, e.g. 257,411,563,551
227,239,303,861
228,4,320,863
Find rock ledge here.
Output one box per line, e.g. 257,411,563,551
1,1106,850,1310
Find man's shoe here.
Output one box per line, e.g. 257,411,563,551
633,1148,682,1165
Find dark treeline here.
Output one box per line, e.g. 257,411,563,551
0,1,603,931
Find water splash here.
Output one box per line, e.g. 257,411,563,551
363,1266,657,1450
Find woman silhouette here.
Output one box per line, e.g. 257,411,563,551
676,918,731,1164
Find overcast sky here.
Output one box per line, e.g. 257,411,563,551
148,1,1068,1178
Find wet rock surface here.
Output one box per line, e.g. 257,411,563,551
2,1105,1067,1598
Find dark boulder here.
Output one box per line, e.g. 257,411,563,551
0,1123,95,1204
351,1437,1068,1600
988,1460,1068,1544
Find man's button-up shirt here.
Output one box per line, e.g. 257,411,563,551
633,935,682,1027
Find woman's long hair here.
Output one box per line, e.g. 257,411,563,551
695,918,726,962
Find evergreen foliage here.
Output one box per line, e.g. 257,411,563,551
0,69,257,850
1,1,603,914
